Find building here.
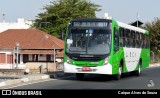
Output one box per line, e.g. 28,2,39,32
0,29,64,72
103,12,112,19
0,18,32,33
129,20,144,27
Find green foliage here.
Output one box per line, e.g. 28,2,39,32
32,0,101,39
145,17,160,55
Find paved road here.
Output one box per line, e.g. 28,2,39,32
5,67,160,89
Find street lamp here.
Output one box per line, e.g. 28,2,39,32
137,12,139,27
16,42,19,69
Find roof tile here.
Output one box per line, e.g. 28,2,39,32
0,29,64,50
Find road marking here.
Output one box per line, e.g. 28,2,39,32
3,79,57,89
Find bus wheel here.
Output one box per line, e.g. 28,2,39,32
76,73,84,80
115,66,122,80
133,62,141,76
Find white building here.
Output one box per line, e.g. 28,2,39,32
103,12,112,19
0,18,32,33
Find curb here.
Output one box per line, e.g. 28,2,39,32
0,72,74,88
149,63,160,68
50,73,74,78
0,74,50,87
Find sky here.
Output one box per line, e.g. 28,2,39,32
0,0,160,24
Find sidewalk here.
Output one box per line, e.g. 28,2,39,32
0,71,74,88
149,62,160,68
0,63,160,88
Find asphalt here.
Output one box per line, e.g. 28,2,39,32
0,63,159,88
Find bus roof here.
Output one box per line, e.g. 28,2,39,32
70,18,147,34
71,18,112,22
117,21,146,34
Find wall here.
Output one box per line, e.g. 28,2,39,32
25,62,60,73
0,18,32,32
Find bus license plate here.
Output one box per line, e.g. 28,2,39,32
82,67,91,71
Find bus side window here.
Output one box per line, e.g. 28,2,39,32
119,28,123,47
125,29,128,47
132,31,136,48
136,32,140,48
123,29,126,47
141,34,145,48
128,30,131,47
126,29,130,47
114,28,119,52
139,33,142,48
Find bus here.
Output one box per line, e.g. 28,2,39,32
63,18,150,80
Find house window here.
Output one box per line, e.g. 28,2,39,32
32,54,38,61
46,55,51,61
23,54,29,63
7,55,13,64
0,53,6,63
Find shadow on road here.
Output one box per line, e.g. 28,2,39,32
58,72,145,82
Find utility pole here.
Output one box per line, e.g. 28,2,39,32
13,47,15,69
54,48,56,63
16,42,19,69
137,12,139,27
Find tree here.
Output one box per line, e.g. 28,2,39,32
32,0,101,39
145,17,160,59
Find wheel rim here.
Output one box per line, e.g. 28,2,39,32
138,64,141,74
119,66,122,76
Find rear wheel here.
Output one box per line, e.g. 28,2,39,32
76,73,84,80
133,61,141,76
115,65,123,80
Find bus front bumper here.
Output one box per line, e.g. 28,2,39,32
64,62,112,74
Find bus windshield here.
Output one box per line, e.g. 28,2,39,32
66,28,111,55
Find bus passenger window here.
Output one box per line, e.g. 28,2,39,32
125,29,131,47
119,28,123,47
136,32,140,48
131,31,136,48
139,33,142,48
114,29,119,52
141,34,145,48
143,35,147,48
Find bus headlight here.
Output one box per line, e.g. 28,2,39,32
104,56,110,65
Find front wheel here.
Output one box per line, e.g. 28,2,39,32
115,66,123,80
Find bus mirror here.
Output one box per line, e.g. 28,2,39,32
67,39,73,44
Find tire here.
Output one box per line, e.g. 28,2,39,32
133,62,141,76
76,73,84,80
115,65,123,80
